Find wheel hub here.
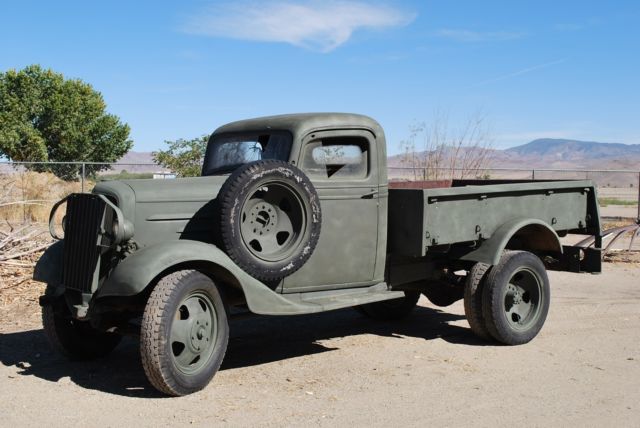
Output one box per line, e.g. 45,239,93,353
248,203,278,235
504,268,543,330
239,183,306,262
188,318,211,352
512,291,522,304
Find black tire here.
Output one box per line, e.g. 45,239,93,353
140,270,229,396
482,251,550,345
218,160,321,282
463,263,492,340
422,282,464,307
356,291,420,321
41,286,121,360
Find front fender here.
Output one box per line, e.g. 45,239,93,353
98,240,308,315
460,218,562,265
33,240,63,286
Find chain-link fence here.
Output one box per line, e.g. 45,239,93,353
1,161,638,223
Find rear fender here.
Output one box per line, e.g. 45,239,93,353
460,218,562,265
98,240,302,315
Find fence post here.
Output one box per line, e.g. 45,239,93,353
81,163,85,193
637,172,640,220
532,169,535,180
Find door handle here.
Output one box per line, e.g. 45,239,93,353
361,190,378,199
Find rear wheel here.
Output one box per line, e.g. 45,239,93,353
140,270,229,396
356,291,420,321
482,251,550,345
42,286,121,360
463,263,491,340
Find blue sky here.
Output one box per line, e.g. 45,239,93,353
2,0,639,154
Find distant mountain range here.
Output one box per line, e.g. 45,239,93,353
506,138,640,162
389,138,640,170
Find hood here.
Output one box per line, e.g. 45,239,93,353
119,175,229,203
93,176,230,248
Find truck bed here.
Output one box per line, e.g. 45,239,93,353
387,179,601,257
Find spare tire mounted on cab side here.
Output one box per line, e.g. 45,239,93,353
217,159,322,282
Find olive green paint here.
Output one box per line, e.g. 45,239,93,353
36,113,602,317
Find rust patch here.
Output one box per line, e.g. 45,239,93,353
389,180,452,189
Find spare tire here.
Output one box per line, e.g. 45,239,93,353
217,160,322,281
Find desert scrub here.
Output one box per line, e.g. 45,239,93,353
598,197,637,207
0,171,89,223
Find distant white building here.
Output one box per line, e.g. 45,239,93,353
153,172,176,179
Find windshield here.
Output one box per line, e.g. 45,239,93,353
202,131,293,176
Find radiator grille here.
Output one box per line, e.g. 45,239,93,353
62,194,106,293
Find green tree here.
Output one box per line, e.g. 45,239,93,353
153,136,208,177
0,65,132,180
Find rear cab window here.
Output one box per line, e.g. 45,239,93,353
301,136,369,180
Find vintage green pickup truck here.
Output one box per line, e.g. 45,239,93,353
35,113,602,396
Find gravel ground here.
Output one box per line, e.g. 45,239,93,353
1,264,639,427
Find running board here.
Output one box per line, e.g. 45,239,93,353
249,282,404,316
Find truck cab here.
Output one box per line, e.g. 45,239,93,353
208,113,390,293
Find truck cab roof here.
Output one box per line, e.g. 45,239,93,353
212,112,384,141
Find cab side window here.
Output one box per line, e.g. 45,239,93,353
302,137,369,180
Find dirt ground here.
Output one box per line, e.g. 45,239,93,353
0,263,639,427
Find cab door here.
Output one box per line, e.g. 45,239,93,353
282,129,380,293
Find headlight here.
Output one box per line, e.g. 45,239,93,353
111,218,134,243
112,218,120,238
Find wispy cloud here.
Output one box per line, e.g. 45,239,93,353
182,1,415,53
472,58,568,87
435,29,525,42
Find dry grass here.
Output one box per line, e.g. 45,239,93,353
604,250,640,265
602,219,638,230
0,171,88,223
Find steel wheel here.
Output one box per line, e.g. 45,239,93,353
169,291,218,375
503,268,544,331
141,270,229,396
42,285,121,360
240,183,306,262
482,251,550,345
218,160,322,281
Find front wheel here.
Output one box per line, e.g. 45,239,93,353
140,270,229,396
482,251,550,345
42,286,121,360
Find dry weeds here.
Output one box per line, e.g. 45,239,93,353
0,171,87,223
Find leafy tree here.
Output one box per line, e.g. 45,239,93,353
153,136,208,177
0,65,132,180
